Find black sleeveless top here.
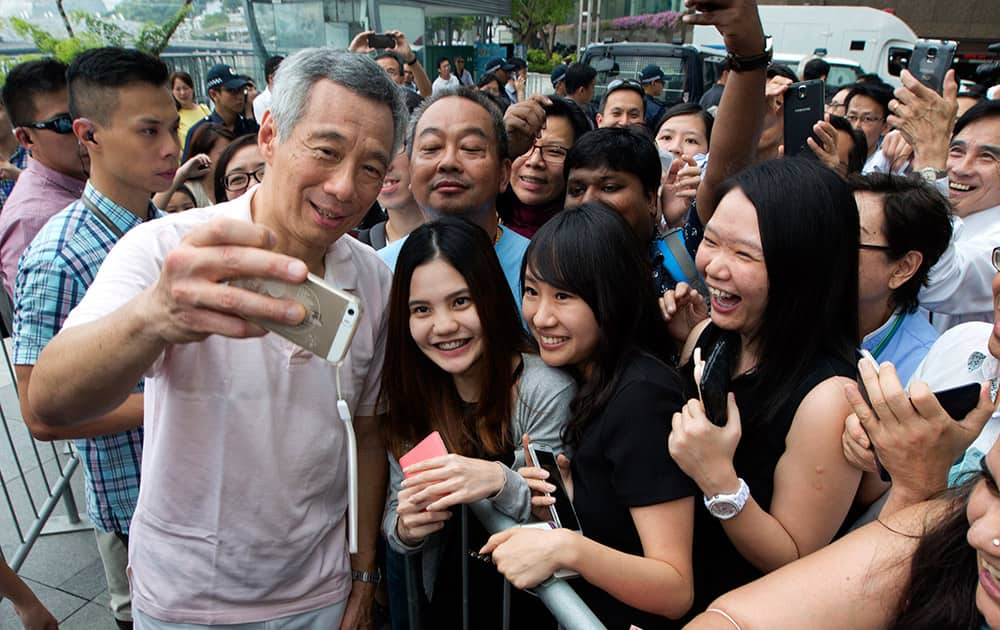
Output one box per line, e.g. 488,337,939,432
684,324,855,615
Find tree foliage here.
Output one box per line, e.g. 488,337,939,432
501,0,574,52
0,0,192,74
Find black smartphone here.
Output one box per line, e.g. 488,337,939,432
527,444,581,532
783,79,825,159
699,332,736,427
908,39,956,94
933,382,981,420
367,33,396,50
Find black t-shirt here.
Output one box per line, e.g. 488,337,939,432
570,351,696,630
684,323,856,616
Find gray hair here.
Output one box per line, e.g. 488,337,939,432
269,48,408,154
407,87,509,162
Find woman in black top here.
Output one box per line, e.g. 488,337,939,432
482,203,697,630
663,158,863,613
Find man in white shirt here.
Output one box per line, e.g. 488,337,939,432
887,69,1000,331
26,49,407,629
431,57,460,95
251,55,283,123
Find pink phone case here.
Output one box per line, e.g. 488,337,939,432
399,431,448,478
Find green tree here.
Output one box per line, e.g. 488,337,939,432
1,0,192,65
502,0,574,54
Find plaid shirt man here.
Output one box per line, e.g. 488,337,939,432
12,181,157,533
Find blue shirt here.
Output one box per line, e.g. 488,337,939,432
0,145,29,210
12,182,158,533
860,308,939,386
379,225,529,304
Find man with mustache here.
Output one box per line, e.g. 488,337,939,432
378,88,531,300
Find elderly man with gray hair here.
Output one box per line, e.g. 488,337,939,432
25,48,407,629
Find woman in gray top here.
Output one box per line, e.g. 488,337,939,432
380,217,575,627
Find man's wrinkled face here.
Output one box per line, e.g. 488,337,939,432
947,116,1000,217
409,96,510,218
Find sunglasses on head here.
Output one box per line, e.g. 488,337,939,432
993,246,1000,274
606,78,642,92
19,113,74,135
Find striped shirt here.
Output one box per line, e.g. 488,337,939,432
0,145,29,210
12,181,158,533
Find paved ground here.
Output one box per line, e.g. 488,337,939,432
0,343,116,628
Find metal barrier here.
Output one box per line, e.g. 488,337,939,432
0,292,90,573
402,499,606,630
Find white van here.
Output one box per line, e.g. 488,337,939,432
691,5,917,86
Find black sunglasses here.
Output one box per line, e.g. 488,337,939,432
606,78,643,93
19,113,74,135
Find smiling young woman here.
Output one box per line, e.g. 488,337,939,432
380,216,576,628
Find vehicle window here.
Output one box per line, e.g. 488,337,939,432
589,54,688,107
827,65,863,90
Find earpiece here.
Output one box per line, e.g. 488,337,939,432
86,127,96,143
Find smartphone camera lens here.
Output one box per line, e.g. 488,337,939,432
348,308,355,316
797,85,807,99
927,48,938,59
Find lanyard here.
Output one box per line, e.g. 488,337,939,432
79,194,124,239
870,313,904,360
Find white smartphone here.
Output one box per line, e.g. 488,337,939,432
229,273,362,364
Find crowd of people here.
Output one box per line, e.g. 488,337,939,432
0,0,998,628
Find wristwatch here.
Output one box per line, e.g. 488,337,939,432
404,53,418,65
352,568,382,584
918,166,947,182
727,37,773,73
704,478,750,520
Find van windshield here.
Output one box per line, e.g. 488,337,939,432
589,55,688,107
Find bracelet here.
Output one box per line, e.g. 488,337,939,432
706,608,742,630
404,54,418,65
489,461,508,499
351,568,381,584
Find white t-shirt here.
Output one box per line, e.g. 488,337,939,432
62,188,391,624
432,74,460,95
920,203,1000,332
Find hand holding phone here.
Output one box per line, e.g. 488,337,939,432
229,273,362,363
908,40,956,94
526,443,581,533
367,33,396,49
783,79,825,158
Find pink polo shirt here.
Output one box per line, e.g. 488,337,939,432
0,157,86,296
62,189,391,624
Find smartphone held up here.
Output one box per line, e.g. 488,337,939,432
229,273,362,364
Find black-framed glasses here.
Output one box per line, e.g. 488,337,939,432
845,114,885,125
993,246,1000,273
224,166,265,191
859,243,892,252
606,78,643,93
524,143,569,164
18,113,73,134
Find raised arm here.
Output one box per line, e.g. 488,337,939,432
28,218,309,426
686,0,767,225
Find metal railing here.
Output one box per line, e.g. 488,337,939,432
0,293,90,573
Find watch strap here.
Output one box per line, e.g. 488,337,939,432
918,166,947,182
404,53,418,65
727,49,773,73
352,568,382,584
703,478,750,520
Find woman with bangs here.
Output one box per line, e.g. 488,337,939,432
381,217,575,628
482,202,697,629
662,158,864,613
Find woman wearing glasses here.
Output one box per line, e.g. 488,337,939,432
499,97,591,238
213,134,265,203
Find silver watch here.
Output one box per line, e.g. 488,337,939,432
704,478,750,520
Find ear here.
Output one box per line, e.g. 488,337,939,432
497,158,512,195
258,109,277,163
72,118,97,148
13,127,33,149
595,112,604,126
208,88,220,103
888,250,923,290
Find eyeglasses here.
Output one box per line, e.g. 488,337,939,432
606,79,643,93
524,143,569,164
845,114,885,125
859,243,892,252
224,165,265,191
993,246,1000,273
18,113,74,134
